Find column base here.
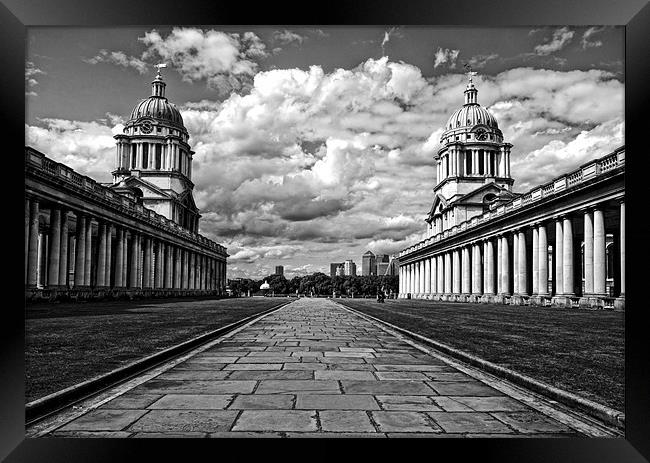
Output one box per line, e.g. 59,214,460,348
494,294,510,304
480,294,497,304
579,295,606,309
458,294,470,303
614,296,625,310
468,294,482,303
529,295,550,306
551,295,575,308
510,294,528,306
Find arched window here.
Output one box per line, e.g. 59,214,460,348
142,144,149,169
155,144,162,169
131,145,137,169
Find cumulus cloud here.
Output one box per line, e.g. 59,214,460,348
25,118,119,182
581,27,605,49
139,28,268,96
83,49,148,74
273,29,307,45
534,27,574,55
25,61,46,96
433,47,460,68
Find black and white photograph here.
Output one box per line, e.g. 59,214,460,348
5,0,648,458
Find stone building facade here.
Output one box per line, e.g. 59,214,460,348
398,76,624,310
25,70,228,301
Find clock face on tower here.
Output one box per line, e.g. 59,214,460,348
475,128,487,141
140,120,153,134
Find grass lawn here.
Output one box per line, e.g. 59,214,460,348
338,299,624,411
25,297,287,403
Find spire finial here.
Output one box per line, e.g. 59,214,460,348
464,63,477,84
155,62,167,79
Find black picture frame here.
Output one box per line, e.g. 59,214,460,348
3,0,649,460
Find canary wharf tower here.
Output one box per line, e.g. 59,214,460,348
112,67,200,233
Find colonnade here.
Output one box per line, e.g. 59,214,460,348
25,196,226,297
399,202,625,308
437,146,511,181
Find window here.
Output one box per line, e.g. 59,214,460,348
155,144,162,169
131,145,137,169
142,144,149,169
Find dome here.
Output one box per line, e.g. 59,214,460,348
445,104,498,131
130,96,184,127
127,71,185,129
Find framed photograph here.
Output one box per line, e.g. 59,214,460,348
4,0,649,460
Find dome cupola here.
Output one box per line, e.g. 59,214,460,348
128,69,185,129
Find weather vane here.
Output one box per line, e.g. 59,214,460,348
154,63,167,77
464,63,477,83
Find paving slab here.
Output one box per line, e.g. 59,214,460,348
319,410,377,432
57,409,148,432
229,394,295,410
255,380,341,395
375,395,443,412
232,410,318,432
295,394,380,410
491,411,575,433
314,370,376,381
427,411,514,434
147,394,233,410
371,411,442,433
98,394,162,409
127,410,239,433
341,380,435,395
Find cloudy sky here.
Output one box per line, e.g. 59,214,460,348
25,26,624,279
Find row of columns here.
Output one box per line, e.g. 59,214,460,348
116,141,191,178
437,147,511,181
399,202,624,308
25,197,226,294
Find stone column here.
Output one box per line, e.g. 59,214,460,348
414,261,420,295
37,232,47,287
183,250,189,289
486,238,495,295
538,223,549,296
129,232,138,288
175,247,182,289
555,219,564,295
472,243,482,295
512,232,519,295
496,236,502,294
532,225,539,295
619,201,625,298
142,237,151,289
430,257,437,295
47,207,62,287
453,249,461,294
518,230,527,295
27,199,40,287
115,227,124,288
593,208,606,295
163,243,171,289
501,235,510,295
97,221,107,287
424,258,431,295
583,210,594,294
74,214,86,287
563,217,574,296
462,246,471,295
83,218,92,286
155,241,163,289
59,211,69,287
436,255,443,295
105,225,112,287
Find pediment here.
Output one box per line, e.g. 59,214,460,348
112,176,173,200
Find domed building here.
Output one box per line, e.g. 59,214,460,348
425,74,517,238
111,68,200,233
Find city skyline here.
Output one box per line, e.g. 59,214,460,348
26,26,624,279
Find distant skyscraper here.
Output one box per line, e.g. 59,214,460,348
335,266,345,277
275,265,284,276
361,251,376,276
330,262,343,277
344,260,357,276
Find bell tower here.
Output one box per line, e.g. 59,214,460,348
111,65,201,232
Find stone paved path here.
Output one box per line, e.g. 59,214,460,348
40,298,602,438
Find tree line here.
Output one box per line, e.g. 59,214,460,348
227,272,399,297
